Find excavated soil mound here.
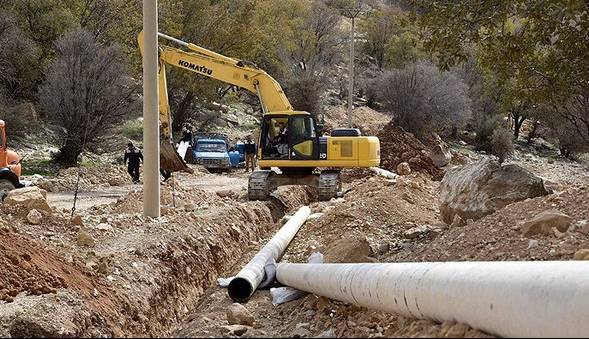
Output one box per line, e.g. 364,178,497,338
389,186,589,263
377,122,444,180
37,165,130,192
0,232,65,301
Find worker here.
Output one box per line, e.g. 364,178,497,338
244,135,257,172
179,124,194,146
273,121,288,156
124,142,143,184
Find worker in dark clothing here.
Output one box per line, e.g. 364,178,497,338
244,134,257,172
179,125,194,147
124,142,143,184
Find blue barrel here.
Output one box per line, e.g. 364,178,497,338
228,151,241,167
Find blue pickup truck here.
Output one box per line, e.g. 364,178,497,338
192,134,242,171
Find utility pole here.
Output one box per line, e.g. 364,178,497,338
342,4,364,128
143,0,160,218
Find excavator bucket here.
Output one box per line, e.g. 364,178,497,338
160,141,194,174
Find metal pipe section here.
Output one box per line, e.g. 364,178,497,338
142,0,160,218
228,206,311,303
276,261,589,337
370,167,397,179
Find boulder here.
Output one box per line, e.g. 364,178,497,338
4,187,51,212
71,215,84,226
521,210,573,237
397,162,412,176
439,159,550,224
323,236,375,263
427,133,452,167
26,209,43,225
226,303,254,326
220,325,249,337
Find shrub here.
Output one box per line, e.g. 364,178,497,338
491,127,514,163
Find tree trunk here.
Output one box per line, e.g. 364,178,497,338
172,91,195,132
57,141,84,166
513,114,526,139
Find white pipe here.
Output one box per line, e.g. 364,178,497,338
276,261,589,338
370,167,397,179
228,206,311,302
142,0,160,218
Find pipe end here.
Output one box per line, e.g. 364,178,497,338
228,277,254,303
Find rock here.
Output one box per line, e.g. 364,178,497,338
4,187,52,212
450,214,466,228
220,325,249,337
521,210,573,237
439,159,550,224
527,239,539,249
323,235,374,263
396,162,411,176
217,190,235,198
95,223,112,231
293,323,311,338
403,225,430,239
316,329,336,338
427,133,452,167
573,249,589,260
227,303,254,326
71,215,84,226
26,209,43,225
76,231,95,247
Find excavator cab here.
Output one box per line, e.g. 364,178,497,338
260,112,321,162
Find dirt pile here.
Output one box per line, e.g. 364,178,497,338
377,122,445,180
37,165,130,192
323,106,391,136
388,186,589,263
282,172,441,264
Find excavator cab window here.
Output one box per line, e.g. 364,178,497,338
261,115,317,160
289,115,316,159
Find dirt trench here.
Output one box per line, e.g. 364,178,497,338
0,171,315,338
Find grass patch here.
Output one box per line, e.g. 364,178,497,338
120,120,143,140
21,159,60,177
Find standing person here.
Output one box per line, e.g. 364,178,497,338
179,124,194,147
244,134,257,172
124,142,143,184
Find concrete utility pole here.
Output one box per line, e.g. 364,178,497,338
143,0,160,218
342,5,364,128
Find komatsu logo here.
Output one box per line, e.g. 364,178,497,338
178,60,212,75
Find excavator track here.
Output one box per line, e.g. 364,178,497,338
317,170,342,201
248,170,273,201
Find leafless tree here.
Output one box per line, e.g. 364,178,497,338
39,29,139,166
281,2,344,116
368,60,471,137
543,94,589,157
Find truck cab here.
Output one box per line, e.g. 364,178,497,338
192,134,241,171
0,120,23,198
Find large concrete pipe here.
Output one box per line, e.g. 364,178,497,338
276,261,589,337
228,206,311,302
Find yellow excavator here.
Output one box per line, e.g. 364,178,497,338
138,31,380,200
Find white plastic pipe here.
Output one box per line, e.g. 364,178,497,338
370,167,397,179
228,206,311,302
276,261,589,338
142,0,160,218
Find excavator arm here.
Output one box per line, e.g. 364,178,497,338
138,31,293,140
137,31,294,174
